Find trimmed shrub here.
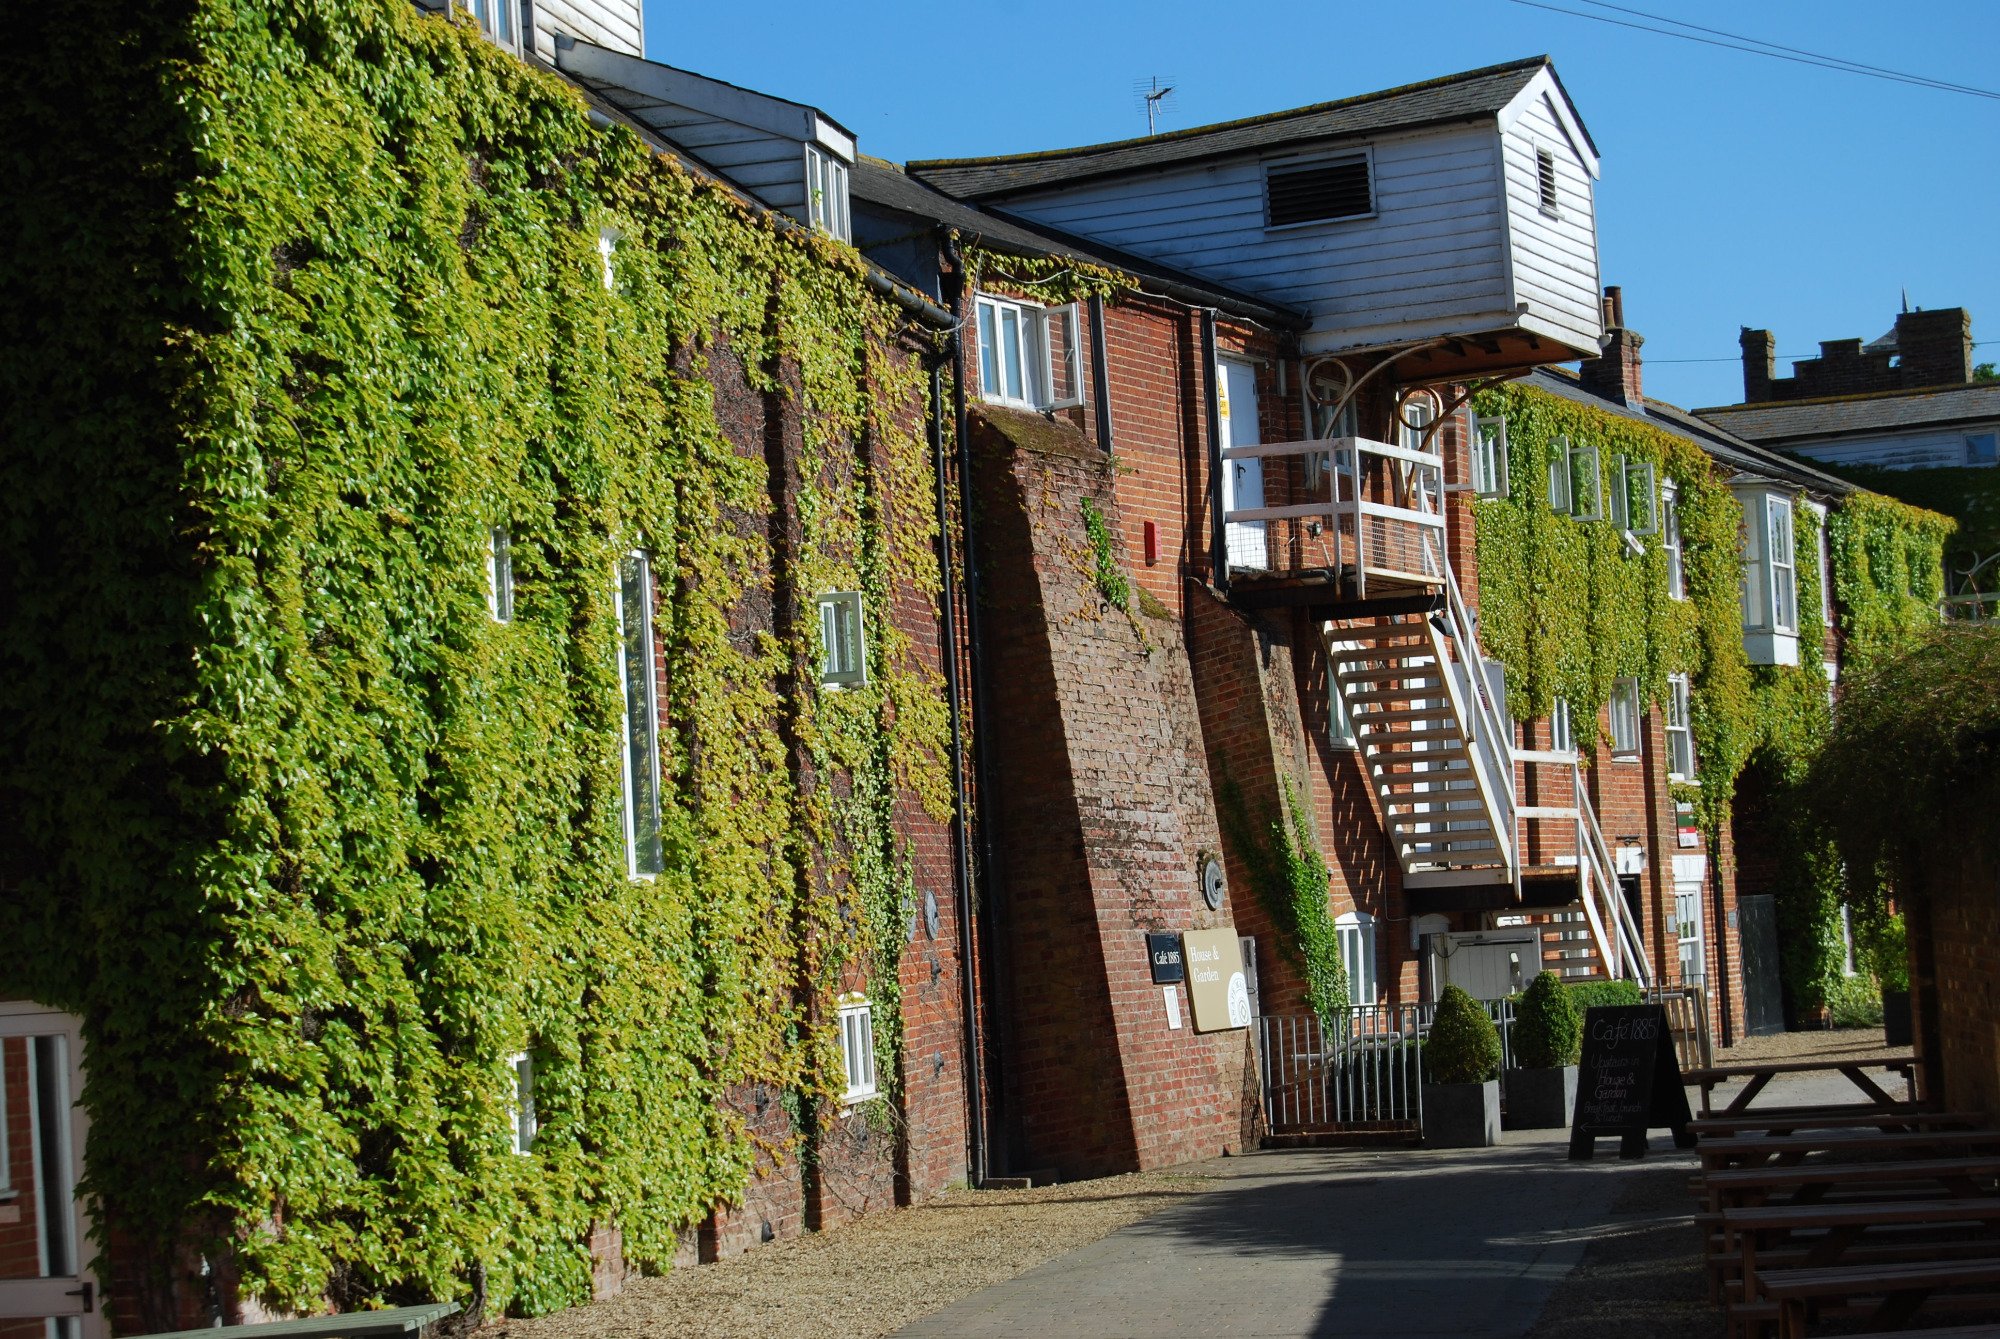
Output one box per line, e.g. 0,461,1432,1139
1825,974,1884,1029
1513,972,1583,1068
1565,979,1644,1015
1426,985,1503,1085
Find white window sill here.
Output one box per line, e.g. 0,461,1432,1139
840,1091,878,1113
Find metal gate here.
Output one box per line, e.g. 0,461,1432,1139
1737,894,1786,1036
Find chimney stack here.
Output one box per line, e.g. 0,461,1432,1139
1740,327,1776,402
1578,285,1644,405
1892,307,1973,388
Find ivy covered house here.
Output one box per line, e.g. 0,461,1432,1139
1,0,982,1330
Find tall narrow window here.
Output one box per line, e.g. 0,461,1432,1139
1336,912,1378,1007
462,0,521,52
1550,699,1575,755
487,527,514,624
838,995,877,1104
1546,437,1572,513
1665,673,1696,781
1767,498,1797,633
597,227,620,291
805,146,851,243
508,1052,536,1155
1567,440,1603,522
1810,502,1833,622
1662,484,1685,600
1611,456,1658,536
1398,391,1438,453
617,552,664,878
1609,678,1642,758
817,591,866,688
1472,414,1510,499
1327,640,1358,748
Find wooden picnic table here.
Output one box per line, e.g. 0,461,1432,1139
1699,1127,2000,1172
1762,1258,2000,1338
1716,1198,2000,1312
1701,1153,2000,1215
1682,1057,1922,1117
1690,1108,1982,1139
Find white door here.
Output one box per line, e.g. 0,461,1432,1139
0,1004,101,1339
1218,361,1266,571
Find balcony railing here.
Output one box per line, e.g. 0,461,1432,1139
1219,436,1446,596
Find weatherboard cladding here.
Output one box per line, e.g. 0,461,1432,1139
1697,382,2000,445
1499,92,1600,352
906,57,1553,199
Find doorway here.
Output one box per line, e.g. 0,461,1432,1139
0,1003,99,1339
1217,360,1266,571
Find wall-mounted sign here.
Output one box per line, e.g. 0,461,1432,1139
1676,801,1701,849
1180,928,1251,1032
1163,986,1183,1030
1146,932,1186,984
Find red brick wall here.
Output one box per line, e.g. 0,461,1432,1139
1914,839,2000,1117
0,1037,44,1339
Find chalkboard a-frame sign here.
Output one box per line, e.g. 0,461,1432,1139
1568,1004,1696,1160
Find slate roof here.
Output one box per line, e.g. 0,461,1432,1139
907,57,1566,200
850,158,1305,327
1694,383,2000,446
1527,369,1855,496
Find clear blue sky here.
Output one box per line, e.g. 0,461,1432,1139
640,0,1997,410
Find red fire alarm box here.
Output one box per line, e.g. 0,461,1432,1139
1143,520,1159,566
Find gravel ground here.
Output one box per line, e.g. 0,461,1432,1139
482,1169,1221,1339
1716,1025,1909,1066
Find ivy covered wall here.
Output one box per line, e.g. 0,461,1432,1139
1,0,949,1323
1470,381,1950,1013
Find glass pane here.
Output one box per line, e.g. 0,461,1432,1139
620,555,663,875
1000,307,1024,401
977,304,1000,397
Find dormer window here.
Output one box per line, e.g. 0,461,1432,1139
975,294,1083,411
1735,486,1800,665
1264,152,1374,229
805,146,850,242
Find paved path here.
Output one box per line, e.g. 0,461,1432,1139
897,1127,1697,1339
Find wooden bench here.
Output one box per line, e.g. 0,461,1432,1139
1702,1154,2000,1215
140,1303,460,1339
1761,1258,2000,1338
1691,1109,1981,1139
1700,1128,2000,1173
1683,1058,1922,1117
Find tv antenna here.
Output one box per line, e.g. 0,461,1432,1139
1135,76,1178,135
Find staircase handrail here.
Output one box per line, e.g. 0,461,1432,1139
1572,770,1651,986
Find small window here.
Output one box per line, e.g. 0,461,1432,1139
508,1052,536,1155
1264,153,1374,228
1967,432,1998,466
1609,678,1642,758
1567,441,1603,522
1546,436,1572,513
1814,509,1834,622
1536,148,1559,215
617,551,665,878
805,146,851,243
1335,912,1378,1007
1550,699,1575,755
1397,391,1439,454
1472,414,1510,499
1665,673,1696,781
837,995,877,1104
487,527,514,624
596,227,620,291
1611,456,1658,537
1662,484,1685,601
1327,641,1358,748
461,0,521,52
818,591,866,688
975,294,1082,411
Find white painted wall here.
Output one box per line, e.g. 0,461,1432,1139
531,0,642,59
1497,89,1601,354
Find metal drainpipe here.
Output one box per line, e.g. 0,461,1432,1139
1710,831,1734,1046
1089,295,1115,453
942,233,1003,1185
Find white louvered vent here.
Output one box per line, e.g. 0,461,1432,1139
1536,149,1558,214
1264,154,1373,228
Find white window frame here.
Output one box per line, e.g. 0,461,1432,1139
1327,639,1358,748
837,994,877,1105
1611,455,1658,537
458,0,521,53
1397,390,1440,454
1336,912,1378,1007
1767,496,1798,634
1662,482,1685,601
596,227,620,292
1567,440,1603,522
616,551,664,879
1807,500,1832,623
817,591,867,689
1546,436,1572,513
974,293,1082,412
805,145,851,243
1550,699,1575,755
487,527,514,624
1665,672,1696,781
508,1052,536,1155
1675,883,1706,986
1609,678,1642,759
1472,414,1510,499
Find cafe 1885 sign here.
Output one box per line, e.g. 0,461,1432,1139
1568,1004,1694,1159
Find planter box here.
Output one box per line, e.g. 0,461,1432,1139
1882,989,1913,1048
1423,1079,1501,1148
1503,1065,1578,1129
